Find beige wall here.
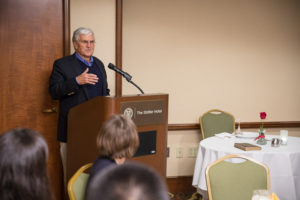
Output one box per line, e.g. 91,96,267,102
71,0,300,177
70,0,116,95
123,0,300,123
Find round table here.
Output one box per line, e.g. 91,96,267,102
192,135,300,200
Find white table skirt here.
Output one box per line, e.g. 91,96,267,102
192,135,300,200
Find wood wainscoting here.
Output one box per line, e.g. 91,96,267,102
168,121,300,131
167,176,196,194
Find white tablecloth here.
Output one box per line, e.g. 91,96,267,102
192,135,300,200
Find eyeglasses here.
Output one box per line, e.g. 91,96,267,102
79,40,95,45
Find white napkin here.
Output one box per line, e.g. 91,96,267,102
214,132,233,139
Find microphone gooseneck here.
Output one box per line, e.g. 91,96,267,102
108,63,144,94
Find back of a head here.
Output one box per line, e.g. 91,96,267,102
0,128,51,200
86,162,169,200
96,114,139,159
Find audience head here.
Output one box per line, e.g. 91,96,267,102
0,128,52,200
97,114,139,160
86,162,169,200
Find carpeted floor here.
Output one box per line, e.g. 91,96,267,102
169,192,202,200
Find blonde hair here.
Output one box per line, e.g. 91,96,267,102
97,115,139,159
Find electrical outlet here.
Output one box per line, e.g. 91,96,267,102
188,147,194,158
193,147,199,156
176,147,184,158
188,147,198,158
194,147,199,157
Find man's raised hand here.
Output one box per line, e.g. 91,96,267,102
76,68,99,85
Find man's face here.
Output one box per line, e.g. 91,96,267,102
73,34,95,61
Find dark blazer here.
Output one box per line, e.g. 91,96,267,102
85,156,116,197
49,54,109,142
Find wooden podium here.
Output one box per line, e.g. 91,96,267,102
67,93,168,180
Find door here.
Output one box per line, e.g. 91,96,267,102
0,0,64,199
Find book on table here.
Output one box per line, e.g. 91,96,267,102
234,143,262,151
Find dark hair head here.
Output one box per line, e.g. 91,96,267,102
97,114,139,159
86,162,169,200
0,128,52,200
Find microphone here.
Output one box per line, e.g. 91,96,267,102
108,63,144,94
108,63,132,82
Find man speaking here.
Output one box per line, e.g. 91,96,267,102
49,27,110,185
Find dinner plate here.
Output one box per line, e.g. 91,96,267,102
235,132,258,138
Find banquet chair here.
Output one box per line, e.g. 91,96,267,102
200,109,235,139
68,163,93,200
206,154,270,200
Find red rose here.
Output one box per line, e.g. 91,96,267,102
260,112,267,120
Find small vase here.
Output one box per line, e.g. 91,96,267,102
256,129,267,145
256,137,267,145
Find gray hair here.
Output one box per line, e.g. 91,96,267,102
72,27,94,43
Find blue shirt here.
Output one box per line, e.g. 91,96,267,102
75,52,94,67
75,52,94,84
